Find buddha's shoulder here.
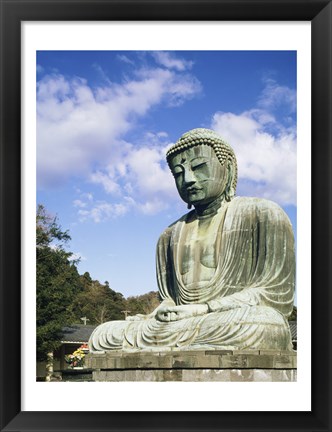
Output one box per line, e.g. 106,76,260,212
228,196,291,223
230,196,282,211
158,211,195,242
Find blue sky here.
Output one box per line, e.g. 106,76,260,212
37,50,297,298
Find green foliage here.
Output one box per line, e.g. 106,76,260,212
36,205,83,361
126,291,160,316
37,204,71,248
68,276,161,324
70,275,126,324
36,204,161,361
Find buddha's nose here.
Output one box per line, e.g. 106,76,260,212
183,168,196,185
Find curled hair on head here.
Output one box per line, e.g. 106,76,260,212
166,128,238,200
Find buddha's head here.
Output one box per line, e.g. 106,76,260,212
166,128,237,208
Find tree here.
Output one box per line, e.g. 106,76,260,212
125,291,160,317
36,205,83,361
70,277,126,324
288,305,297,321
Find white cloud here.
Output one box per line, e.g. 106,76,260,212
70,76,296,223
117,54,135,65
152,52,194,71
74,190,137,223
36,64,44,75
78,200,132,223
138,198,169,215
211,108,296,205
258,78,296,113
144,131,168,142
133,67,202,107
69,129,180,222
92,63,112,85
38,57,295,222
90,171,121,195
124,145,175,198
73,199,87,208
37,66,201,188
78,137,178,219
209,77,296,206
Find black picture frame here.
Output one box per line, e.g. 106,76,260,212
1,0,331,431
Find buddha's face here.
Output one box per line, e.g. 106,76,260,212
169,145,228,207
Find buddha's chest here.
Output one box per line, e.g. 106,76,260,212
175,217,221,282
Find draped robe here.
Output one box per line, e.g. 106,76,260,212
89,197,295,352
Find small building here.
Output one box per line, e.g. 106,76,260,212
36,324,97,380
57,324,97,369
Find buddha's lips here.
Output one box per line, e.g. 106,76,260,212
187,187,202,193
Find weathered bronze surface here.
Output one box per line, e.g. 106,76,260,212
89,128,295,352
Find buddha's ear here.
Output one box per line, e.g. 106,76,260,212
224,160,235,202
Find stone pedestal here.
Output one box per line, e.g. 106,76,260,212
85,349,297,382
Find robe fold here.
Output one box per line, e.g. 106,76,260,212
89,197,295,352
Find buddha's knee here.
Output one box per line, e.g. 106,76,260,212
246,306,292,350
88,320,129,352
246,305,288,325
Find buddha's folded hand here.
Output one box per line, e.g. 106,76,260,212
156,304,209,322
126,299,177,321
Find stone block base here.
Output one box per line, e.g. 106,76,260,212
93,368,296,382
86,349,297,382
